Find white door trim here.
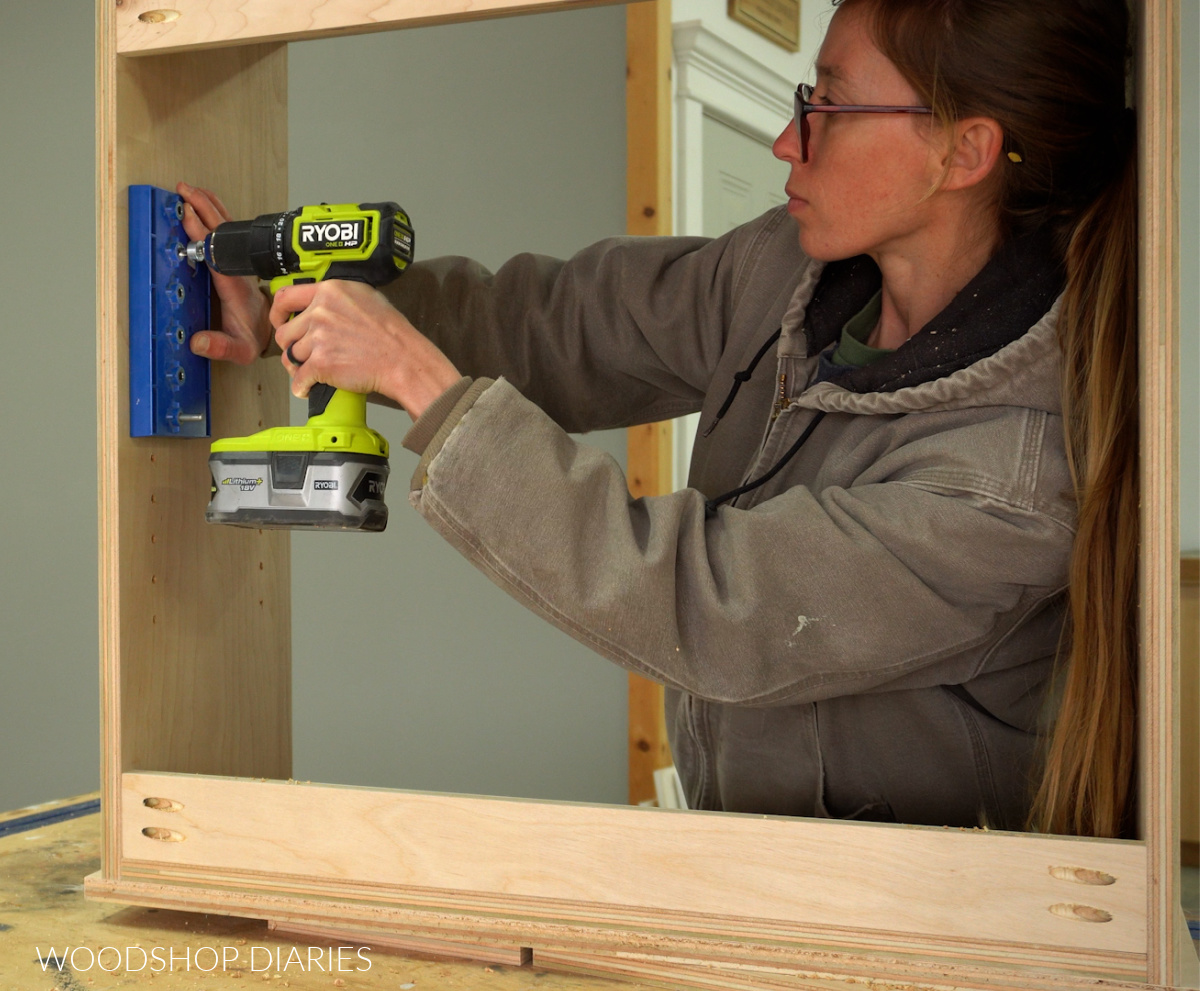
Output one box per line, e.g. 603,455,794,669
673,20,794,237
671,20,795,486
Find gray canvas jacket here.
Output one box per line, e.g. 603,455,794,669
384,206,1075,831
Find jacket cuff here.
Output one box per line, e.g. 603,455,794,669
405,377,495,490
401,376,475,454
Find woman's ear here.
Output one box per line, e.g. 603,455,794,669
940,117,1005,191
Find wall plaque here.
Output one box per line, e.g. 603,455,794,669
728,0,800,52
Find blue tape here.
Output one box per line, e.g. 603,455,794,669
0,799,101,839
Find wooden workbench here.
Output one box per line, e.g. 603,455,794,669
0,795,649,991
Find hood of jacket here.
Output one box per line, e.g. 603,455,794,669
777,231,1066,418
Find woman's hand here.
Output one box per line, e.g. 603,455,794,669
176,182,271,364
269,280,462,421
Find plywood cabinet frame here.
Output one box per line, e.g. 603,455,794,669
87,2,1190,988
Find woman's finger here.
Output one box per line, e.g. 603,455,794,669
199,186,234,223
180,204,208,243
176,182,227,231
269,283,320,329
190,329,259,366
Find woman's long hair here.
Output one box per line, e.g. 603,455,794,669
835,0,1139,838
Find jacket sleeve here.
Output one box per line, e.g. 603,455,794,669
382,213,779,432
407,378,1075,707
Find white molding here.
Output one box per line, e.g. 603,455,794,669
673,20,794,145
671,20,795,486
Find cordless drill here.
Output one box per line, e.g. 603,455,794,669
188,202,415,532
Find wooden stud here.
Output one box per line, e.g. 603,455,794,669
625,0,672,239
625,0,676,807
625,424,674,804
1181,557,1199,867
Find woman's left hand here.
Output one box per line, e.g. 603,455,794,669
269,280,461,421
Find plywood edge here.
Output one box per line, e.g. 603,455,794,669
96,0,123,882
81,873,1150,990
267,921,531,967
1136,0,1182,984
116,0,624,55
532,947,1171,991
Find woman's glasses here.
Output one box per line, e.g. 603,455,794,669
794,83,933,163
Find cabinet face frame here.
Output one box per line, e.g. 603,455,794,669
89,1,1186,988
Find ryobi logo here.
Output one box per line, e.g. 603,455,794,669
299,220,365,250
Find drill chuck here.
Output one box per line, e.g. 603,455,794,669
192,213,292,280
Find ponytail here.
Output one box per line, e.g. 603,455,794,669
1031,113,1139,838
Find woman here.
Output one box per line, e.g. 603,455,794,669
180,0,1136,837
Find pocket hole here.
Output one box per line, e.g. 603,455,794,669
141,827,185,842
143,797,183,813
1049,866,1116,886
138,9,181,22
1049,903,1112,923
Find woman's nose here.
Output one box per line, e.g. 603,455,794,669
773,120,801,163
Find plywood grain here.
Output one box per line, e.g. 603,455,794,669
116,773,1148,957
98,0,293,877
1135,1,1183,984
116,0,623,55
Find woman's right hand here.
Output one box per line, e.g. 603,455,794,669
176,182,271,364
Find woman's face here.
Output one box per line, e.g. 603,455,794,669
772,3,946,262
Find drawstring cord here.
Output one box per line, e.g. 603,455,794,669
704,410,826,518
701,328,782,438
699,325,827,519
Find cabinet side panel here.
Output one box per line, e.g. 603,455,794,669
100,44,292,806
1136,0,1182,984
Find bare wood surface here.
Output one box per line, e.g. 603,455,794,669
530,949,1181,991
626,0,672,239
0,804,639,991
268,921,531,967
116,0,625,55
1136,1,1182,984
104,772,1149,961
625,0,675,807
1182,556,1199,858
98,0,293,882
625,425,674,804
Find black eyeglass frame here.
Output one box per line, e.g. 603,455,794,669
794,83,934,163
